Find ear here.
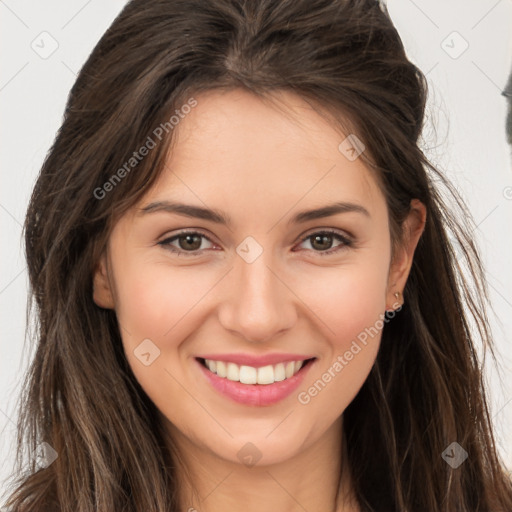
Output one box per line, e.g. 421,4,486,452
386,199,427,310
92,251,115,309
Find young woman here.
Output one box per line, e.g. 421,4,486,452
4,0,512,510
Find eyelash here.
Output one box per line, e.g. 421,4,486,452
158,229,353,258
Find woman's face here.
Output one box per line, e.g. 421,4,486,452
93,88,423,467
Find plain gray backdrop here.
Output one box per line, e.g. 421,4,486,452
1,0,511,499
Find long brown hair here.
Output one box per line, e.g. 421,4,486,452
4,0,512,510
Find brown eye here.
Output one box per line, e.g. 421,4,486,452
310,233,335,251
158,231,215,256
176,234,203,251
296,230,353,256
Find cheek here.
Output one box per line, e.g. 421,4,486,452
112,253,213,343
294,250,390,347
110,254,228,410
292,253,389,420
110,260,211,418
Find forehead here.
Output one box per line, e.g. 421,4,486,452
171,88,358,165
144,88,385,224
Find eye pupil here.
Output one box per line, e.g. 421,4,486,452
311,234,333,251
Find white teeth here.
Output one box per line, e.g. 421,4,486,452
239,365,257,384
274,363,286,382
216,361,227,378
257,365,274,385
226,362,239,381
285,361,295,379
202,358,308,384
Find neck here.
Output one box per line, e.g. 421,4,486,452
163,415,360,512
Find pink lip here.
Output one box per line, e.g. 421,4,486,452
196,352,315,368
195,357,315,407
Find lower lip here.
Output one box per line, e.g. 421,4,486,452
196,358,315,406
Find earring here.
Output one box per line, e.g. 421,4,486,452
386,291,403,313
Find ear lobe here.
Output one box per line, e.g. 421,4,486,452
92,252,115,309
386,199,427,309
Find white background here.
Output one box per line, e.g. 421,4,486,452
1,0,512,499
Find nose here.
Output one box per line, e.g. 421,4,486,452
217,248,297,343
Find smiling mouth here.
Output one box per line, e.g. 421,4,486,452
197,357,316,385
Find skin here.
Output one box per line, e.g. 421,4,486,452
93,88,426,512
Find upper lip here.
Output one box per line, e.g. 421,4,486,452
196,353,315,368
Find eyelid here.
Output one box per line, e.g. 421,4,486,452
294,228,353,255
158,227,215,243
297,226,354,242
158,228,218,254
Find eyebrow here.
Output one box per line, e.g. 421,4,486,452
137,200,370,225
